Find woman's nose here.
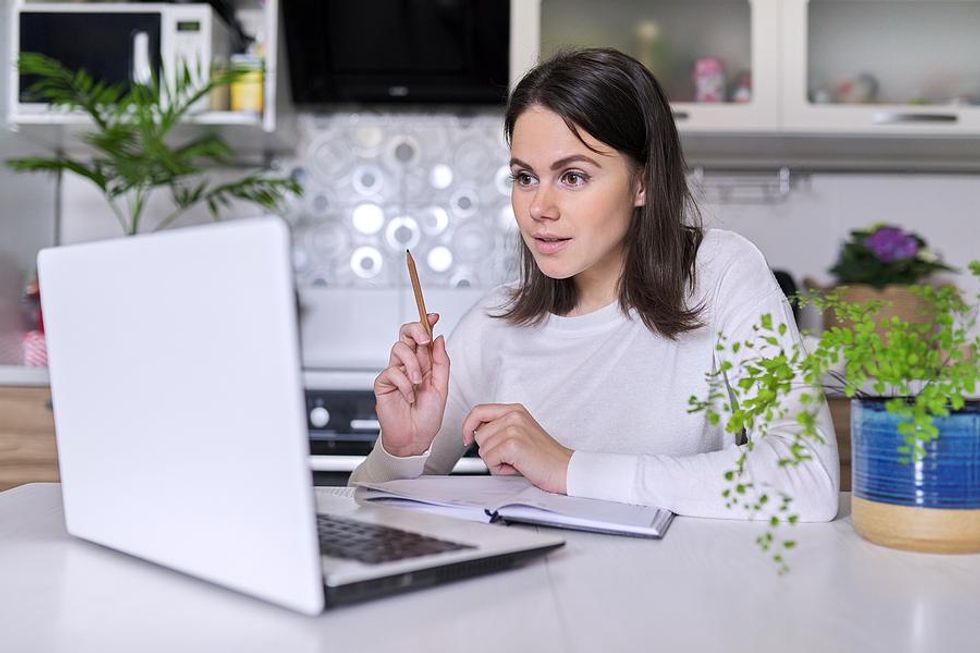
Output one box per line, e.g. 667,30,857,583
528,186,558,222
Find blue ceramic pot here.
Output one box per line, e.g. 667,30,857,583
851,398,980,552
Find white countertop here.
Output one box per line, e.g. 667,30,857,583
0,364,49,386
0,366,377,389
1,483,978,653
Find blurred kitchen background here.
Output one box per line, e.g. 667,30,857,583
1,0,978,486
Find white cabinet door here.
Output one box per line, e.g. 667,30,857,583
781,0,980,135
533,0,781,133
671,0,780,132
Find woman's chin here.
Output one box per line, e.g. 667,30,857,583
533,259,577,280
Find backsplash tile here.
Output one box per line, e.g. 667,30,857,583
280,112,521,290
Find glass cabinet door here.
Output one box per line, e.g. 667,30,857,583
535,0,780,132
782,0,980,134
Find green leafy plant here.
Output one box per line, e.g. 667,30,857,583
6,53,301,235
689,261,980,573
830,223,954,288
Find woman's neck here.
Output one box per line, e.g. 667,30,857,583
568,256,624,317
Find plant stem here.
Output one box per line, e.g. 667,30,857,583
105,197,129,234
129,188,147,235
153,204,191,232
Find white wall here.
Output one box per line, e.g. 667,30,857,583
699,173,980,331
49,122,980,354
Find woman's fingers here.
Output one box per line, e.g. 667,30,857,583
429,335,450,395
389,341,426,385
398,313,440,347
478,432,520,474
395,313,442,380
462,404,522,446
374,366,415,404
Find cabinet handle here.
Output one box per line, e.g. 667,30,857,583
872,112,958,125
672,111,690,121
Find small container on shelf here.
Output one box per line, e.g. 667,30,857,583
209,57,231,111
230,53,264,116
729,70,752,103
693,57,726,103
632,20,670,80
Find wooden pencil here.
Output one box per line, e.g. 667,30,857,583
406,250,433,342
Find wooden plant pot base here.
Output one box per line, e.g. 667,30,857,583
852,496,980,554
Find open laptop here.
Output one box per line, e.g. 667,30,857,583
37,216,563,615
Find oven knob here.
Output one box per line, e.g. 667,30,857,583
309,406,331,428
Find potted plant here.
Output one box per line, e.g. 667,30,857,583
819,223,955,334
5,53,301,235
690,261,979,571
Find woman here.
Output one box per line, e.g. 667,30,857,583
351,48,839,521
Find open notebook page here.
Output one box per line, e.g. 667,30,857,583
354,475,532,510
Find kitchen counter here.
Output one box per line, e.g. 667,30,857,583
0,367,376,389
0,365,49,386
2,484,978,652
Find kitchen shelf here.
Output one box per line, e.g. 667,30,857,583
780,0,980,135
528,0,980,144
5,0,284,137
531,0,780,133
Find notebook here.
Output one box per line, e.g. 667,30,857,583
37,216,564,614
355,476,674,538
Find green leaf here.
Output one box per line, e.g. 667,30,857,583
7,54,302,236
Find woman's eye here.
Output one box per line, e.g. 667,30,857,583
510,172,535,187
561,171,588,187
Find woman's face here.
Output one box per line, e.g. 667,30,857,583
509,105,645,287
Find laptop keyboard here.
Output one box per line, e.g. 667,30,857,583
317,514,475,565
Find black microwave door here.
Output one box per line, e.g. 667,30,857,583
18,12,163,101
284,0,509,104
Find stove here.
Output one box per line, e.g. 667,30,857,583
298,286,489,479
302,369,487,477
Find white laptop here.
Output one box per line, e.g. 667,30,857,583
37,216,563,615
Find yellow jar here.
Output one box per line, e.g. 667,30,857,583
230,54,263,116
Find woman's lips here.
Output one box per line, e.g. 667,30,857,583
532,236,571,255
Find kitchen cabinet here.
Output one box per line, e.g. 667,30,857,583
0,386,59,491
527,0,980,141
781,0,980,135
5,0,283,140
520,0,780,133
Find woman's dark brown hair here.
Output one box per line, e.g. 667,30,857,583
500,47,704,339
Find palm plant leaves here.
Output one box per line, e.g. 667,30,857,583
5,53,300,235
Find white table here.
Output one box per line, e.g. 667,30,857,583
1,484,978,653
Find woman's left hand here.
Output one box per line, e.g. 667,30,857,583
462,404,573,494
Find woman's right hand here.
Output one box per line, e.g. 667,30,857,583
374,313,450,457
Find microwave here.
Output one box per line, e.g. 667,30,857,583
283,0,510,105
10,3,233,116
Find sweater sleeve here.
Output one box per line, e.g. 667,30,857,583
346,385,470,484
566,244,840,522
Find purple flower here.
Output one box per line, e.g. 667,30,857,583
864,227,919,262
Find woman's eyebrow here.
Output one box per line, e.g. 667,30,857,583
509,154,602,170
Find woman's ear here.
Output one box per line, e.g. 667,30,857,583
633,172,647,207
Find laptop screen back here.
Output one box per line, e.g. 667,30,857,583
38,218,325,614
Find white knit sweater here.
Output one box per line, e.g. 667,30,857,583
350,229,840,522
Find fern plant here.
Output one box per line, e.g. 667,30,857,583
6,53,301,235
689,262,980,573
